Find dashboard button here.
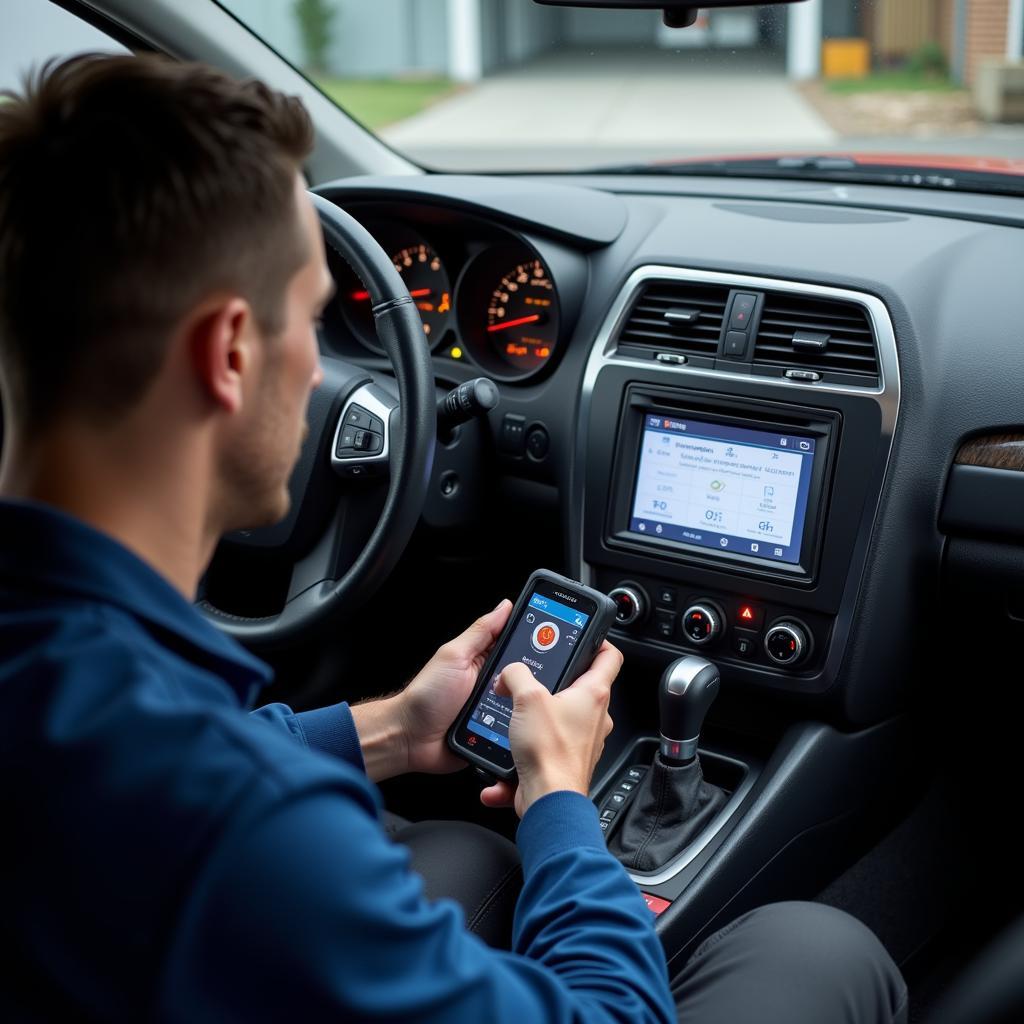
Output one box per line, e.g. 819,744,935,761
732,630,758,658
735,603,764,630
655,609,675,639
724,330,749,358
526,424,550,460
729,293,757,331
657,586,677,609
499,414,526,455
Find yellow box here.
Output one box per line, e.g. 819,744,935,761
823,38,871,80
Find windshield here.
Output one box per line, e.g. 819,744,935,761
219,0,1024,179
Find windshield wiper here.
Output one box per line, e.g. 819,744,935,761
586,156,1024,196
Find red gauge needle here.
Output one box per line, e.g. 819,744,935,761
351,288,432,301
487,314,541,333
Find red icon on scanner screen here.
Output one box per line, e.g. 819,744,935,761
531,621,560,653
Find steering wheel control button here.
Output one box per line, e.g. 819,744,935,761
332,383,395,477
681,603,722,646
344,405,373,430
732,630,758,659
525,424,550,461
764,621,809,667
609,584,646,626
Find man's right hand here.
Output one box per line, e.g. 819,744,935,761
479,641,623,818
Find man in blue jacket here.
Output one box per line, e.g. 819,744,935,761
0,54,906,1022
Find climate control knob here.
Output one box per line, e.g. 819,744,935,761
609,584,647,626
764,622,809,667
681,603,722,646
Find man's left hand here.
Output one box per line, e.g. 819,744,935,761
396,598,512,774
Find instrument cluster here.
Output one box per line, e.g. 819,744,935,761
326,216,565,384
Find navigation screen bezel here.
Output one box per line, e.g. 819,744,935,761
606,388,839,583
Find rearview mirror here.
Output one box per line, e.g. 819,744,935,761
533,0,807,30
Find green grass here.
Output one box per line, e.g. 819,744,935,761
826,70,962,95
314,76,457,130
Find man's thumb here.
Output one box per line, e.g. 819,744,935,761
494,662,544,703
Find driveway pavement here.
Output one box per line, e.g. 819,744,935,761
383,48,838,171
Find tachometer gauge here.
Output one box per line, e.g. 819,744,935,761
389,243,452,343
338,228,452,353
486,260,558,373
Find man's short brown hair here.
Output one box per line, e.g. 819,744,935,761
0,53,315,432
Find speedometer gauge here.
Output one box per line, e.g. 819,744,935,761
486,260,558,373
455,244,562,382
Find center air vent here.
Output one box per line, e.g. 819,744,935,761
616,281,730,357
754,293,879,382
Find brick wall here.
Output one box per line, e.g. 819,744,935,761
965,0,1010,84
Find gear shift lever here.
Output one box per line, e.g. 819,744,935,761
659,656,720,766
608,655,728,873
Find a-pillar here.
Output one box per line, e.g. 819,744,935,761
447,0,482,83
786,0,823,80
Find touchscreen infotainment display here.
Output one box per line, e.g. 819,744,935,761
629,414,817,565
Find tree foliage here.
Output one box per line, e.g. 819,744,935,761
293,0,336,75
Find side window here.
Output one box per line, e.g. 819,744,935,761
0,2,128,454
0,0,130,93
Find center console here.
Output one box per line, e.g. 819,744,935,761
573,265,900,700
571,265,905,960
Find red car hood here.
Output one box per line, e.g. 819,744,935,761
656,152,1024,176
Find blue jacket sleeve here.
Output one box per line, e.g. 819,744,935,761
250,700,367,773
156,778,674,1024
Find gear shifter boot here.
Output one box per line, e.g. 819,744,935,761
608,753,727,873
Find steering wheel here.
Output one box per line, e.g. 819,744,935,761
198,193,436,646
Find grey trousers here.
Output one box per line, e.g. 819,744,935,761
671,900,909,1024
391,816,909,1024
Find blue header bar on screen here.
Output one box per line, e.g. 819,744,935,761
528,593,590,629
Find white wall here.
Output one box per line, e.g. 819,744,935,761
0,0,128,93
563,8,658,46
223,0,448,78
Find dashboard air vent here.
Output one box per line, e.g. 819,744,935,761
616,280,730,356
754,292,879,381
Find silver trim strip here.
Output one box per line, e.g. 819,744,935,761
330,383,396,472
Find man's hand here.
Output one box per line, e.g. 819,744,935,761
479,641,622,818
392,598,513,775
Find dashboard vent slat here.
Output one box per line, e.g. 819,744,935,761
754,293,879,381
616,280,730,355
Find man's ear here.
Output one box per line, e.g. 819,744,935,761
188,297,254,415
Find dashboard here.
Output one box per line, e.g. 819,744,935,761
315,173,1024,730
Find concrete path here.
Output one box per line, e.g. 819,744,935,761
383,48,838,171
